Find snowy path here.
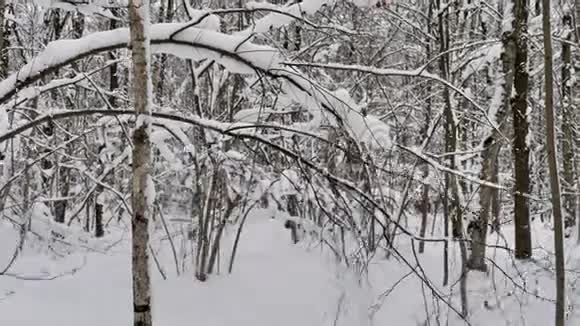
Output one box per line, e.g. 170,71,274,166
2,218,580,326
0,218,367,326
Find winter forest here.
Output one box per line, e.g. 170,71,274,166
0,0,578,325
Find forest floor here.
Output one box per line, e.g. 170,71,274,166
1,209,580,326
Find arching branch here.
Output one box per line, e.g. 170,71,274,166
0,23,344,125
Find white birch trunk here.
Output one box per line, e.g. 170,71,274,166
129,0,153,325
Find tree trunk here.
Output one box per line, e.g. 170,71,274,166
207,195,235,274
467,143,497,271
541,1,565,324
156,0,174,106
511,0,532,259
109,8,120,108
561,13,577,231
0,0,7,78
575,0,580,244
419,1,434,255
196,167,217,282
95,193,105,238
437,0,467,315
101,10,120,231
129,0,154,325
418,168,429,253
54,162,69,224
467,14,516,270
490,156,501,232
576,0,580,41
438,0,461,287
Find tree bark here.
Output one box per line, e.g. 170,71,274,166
438,0,463,288
467,14,516,271
129,0,154,325
541,1,565,324
419,0,434,255
575,0,580,244
54,162,69,224
511,0,532,259
561,13,577,231
109,8,120,108
156,0,174,106
468,143,497,271
0,0,7,78
437,0,467,315
95,189,104,238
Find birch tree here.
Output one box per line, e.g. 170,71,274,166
129,0,154,325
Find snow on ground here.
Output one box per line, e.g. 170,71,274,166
0,214,369,326
366,220,580,326
1,213,580,326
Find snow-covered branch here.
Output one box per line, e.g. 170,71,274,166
34,0,121,18
0,23,391,148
